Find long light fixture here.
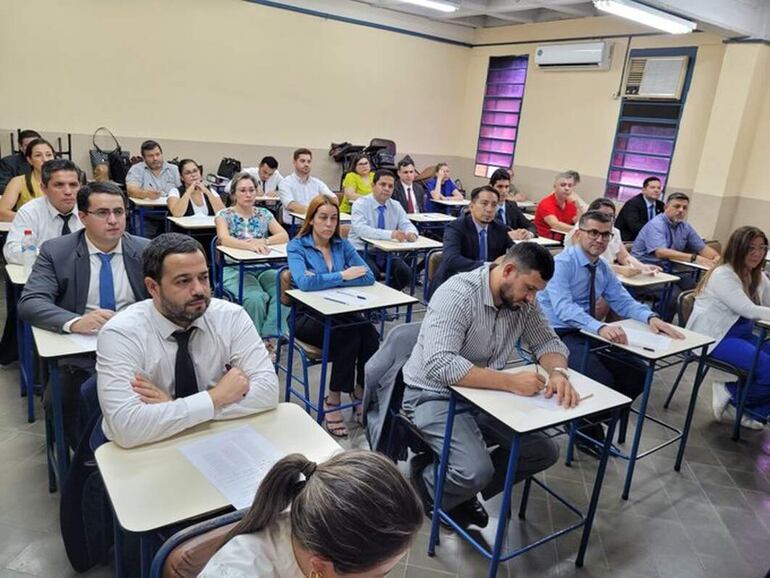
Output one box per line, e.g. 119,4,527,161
594,0,696,34
398,0,459,14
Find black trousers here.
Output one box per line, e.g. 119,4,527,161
43,356,95,451
294,310,379,394
363,254,413,291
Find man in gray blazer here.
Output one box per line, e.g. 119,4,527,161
19,181,149,447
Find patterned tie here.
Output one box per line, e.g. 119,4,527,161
406,187,414,213
59,213,73,235
587,263,598,318
97,253,116,311
376,205,387,268
172,328,199,399
478,229,487,262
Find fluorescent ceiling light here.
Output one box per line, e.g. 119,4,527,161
398,0,459,13
594,0,696,34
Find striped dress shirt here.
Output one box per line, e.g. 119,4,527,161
403,265,569,395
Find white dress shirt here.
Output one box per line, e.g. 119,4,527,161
61,236,135,332
3,197,83,264
96,298,279,448
277,172,334,223
225,168,283,194
199,513,303,578
348,195,419,250
401,181,420,214
167,187,211,216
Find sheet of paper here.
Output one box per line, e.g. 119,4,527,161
321,289,370,305
267,246,285,256
64,333,98,350
624,328,671,352
179,426,284,510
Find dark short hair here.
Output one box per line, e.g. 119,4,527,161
587,198,616,214
397,158,415,170
19,129,41,143
140,140,162,155
260,156,278,170
666,192,689,205
470,185,499,202
293,148,312,161
642,176,661,189
41,159,81,186
489,168,511,187
77,181,126,212
579,210,613,228
373,169,395,184
178,159,203,177
24,138,55,159
504,242,555,281
143,233,206,282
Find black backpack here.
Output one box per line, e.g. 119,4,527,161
216,157,241,179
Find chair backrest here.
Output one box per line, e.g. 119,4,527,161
705,239,722,255
369,138,396,156
427,250,443,284
677,289,696,327
279,266,293,307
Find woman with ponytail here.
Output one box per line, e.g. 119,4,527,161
199,449,423,577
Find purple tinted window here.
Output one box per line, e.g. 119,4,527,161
612,153,670,173
478,139,515,154
480,126,517,140
486,84,525,98
483,98,521,113
488,69,527,84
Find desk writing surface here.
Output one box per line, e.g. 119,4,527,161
167,216,216,229
757,319,770,331
0,221,11,233
129,197,169,207
524,213,534,221
287,282,418,317
580,318,714,360
289,210,351,223
32,326,97,358
516,201,535,209
5,264,27,285
95,403,341,533
451,365,630,434
216,244,288,262
363,236,442,252
432,198,469,207
670,259,711,272
618,271,680,288
513,237,560,247
407,212,455,223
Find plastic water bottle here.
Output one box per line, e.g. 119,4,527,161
22,229,37,277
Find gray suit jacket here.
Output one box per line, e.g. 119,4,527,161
18,230,149,333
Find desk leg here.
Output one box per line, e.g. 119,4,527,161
285,306,297,403
488,435,522,578
622,361,655,500
139,207,146,237
577,407,621,567
113,515,125,578
657,283,672,317
732,326,766,442
24,322,34,422
428,394,456,556
316,319,332,424
383,254,393,287
238,263,245,304
406,303,413,324
50,361,70,480
139,533,153,578
675,345,708,470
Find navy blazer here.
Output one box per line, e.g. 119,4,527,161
498,200,536,234
18,230,149,333
615,193,665,242
430,213,512,297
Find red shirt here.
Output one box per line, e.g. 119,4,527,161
534,193,578,239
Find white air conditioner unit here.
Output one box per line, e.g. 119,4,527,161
623,56,688,100
535,42,610,70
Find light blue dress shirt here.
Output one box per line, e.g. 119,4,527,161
538,245,655,334
631,213,706,266
348,195,419,250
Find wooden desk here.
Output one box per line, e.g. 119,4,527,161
617,271,680,288
431,198,469,208
362,236,442,295
285,283,418,421
578,319,714,499
129,197,169,237
429,366,630,577
4,264,32,423
406,212,456,224
32,326,98,490
670,258,711,272
516,200,535,210
214,244,287,304
96,403,341,533
513,237,561,248
167,215,216,230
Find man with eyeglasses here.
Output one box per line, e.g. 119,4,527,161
18,181,149,448
538,210,683,457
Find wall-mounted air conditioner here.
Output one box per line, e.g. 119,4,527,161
535,41,610,70
623,56,689,100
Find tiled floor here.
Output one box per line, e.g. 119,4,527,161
1,294,769,577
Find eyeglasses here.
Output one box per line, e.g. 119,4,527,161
87,208,126,219
749,244,769,253
579,228,614,240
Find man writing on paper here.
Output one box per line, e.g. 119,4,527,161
97,233,278,448
403,243,579,528
348,169,419,291
18,182,149,448
538,210,683,457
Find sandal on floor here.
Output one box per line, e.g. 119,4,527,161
323,397,349,438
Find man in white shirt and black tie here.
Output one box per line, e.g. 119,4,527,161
96,233,279,448
3,158,84,264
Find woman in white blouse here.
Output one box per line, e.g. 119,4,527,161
167,159,225,217
200,450,422,578
687,226,770,430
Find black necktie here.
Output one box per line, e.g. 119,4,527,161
172,329,198,398
59,213,73,236
587,263,597,318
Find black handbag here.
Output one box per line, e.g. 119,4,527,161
216,157,241,179
91,127,132,185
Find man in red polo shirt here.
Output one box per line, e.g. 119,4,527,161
534,172,581,239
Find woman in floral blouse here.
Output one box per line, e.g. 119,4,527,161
215,172,289,340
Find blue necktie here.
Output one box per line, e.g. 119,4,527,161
98,253,116,311
648,204,655,222
376,205,387,268
478,229,487,262
496,206,505,224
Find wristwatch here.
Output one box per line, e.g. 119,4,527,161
549,367,570,379
690,253,697,263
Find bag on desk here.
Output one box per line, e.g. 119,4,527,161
91,127,132,185
216,157,241,179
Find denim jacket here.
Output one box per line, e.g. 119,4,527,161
287,234,375,292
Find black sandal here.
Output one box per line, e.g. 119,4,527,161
323,397,349,438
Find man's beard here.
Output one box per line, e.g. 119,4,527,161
499,287,523,311
160,293,210,326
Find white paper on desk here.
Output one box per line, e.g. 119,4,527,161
324,289,369,305
267,246,285,256
624,328,671,352
179,426,284,509
64,333,98,350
